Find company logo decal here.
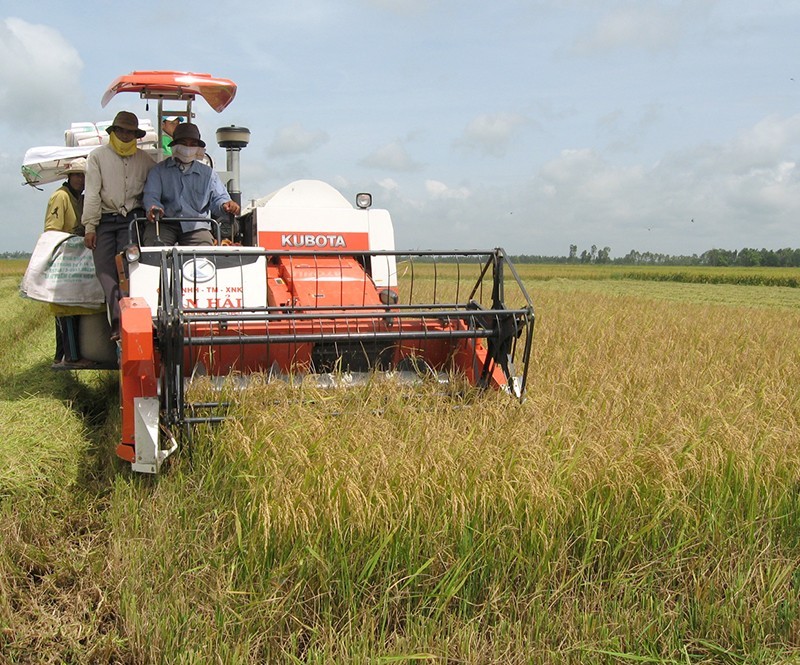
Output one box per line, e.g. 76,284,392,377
280,234,347,248
258,230,371,252
182,257,216,283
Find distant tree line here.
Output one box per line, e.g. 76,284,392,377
509,245,800,267
5,246,800,267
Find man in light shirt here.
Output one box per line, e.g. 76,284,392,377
82,110,154,341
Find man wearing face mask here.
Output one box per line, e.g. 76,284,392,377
82,110,155,342
143,122,240,246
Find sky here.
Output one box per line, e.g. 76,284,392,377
1,0,799,257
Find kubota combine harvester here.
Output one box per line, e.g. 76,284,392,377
40,71,536,474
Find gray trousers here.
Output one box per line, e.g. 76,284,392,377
142,223,213,247
93,214,138,337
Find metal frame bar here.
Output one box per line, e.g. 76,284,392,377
152,247,535,435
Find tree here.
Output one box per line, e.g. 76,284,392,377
736,248,761,267
568,244,577,262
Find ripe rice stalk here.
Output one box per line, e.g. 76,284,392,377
2,258,800,662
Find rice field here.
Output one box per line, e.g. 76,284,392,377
1,261,800,663
517,263,800,288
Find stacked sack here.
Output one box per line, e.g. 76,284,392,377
64,120,159,157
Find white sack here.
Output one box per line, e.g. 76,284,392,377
20,231,105,306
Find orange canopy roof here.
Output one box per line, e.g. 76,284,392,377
101,70,237,113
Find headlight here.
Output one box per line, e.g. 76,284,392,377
356,192,372,209
124,244,141,263
378,288,399,305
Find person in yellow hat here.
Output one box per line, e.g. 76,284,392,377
82,110,154,342
45,157,98,367
45,157,86,235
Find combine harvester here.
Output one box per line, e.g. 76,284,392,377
41,71,536,474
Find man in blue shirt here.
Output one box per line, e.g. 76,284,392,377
143,123,240,245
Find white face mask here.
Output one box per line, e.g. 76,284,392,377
172,144,205,163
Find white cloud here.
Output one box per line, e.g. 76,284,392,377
538,148,647,224
366,111,800,257
378,178,400,191
454,112,530,157
267,122,329,157
576,8,679,53
726,162,800,217
571,1,715,55
0,18,83,129
660,115,800,183
425,179,471,200
360,141,424,172
531,113,800,253
731,114,800,166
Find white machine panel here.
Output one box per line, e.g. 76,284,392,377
129,246,268,317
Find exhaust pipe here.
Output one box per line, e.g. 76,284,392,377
215,125,250,243
216,125,250,209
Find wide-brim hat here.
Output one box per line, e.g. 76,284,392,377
58,157,87,176
107,110,146,139
169,122,206,147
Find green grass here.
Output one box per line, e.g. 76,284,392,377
512,263,800,288
0,259,29,277
2,261,800,663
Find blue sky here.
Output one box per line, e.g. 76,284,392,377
1,0,799,257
